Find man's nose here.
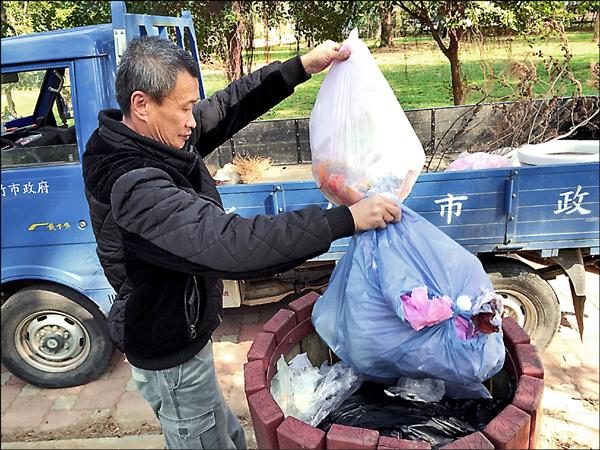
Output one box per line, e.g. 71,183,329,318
186,112,197,129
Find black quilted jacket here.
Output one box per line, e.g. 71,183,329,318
82,56,355,370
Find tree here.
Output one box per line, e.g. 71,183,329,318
288,1,373,51
565,1,600,42
379,2,396,48
395,1,569,105
1,1,112,38
395,1,467,104
162,1,254,82
254,1,287,64
1,1,18,37
1,1,259,83
227,1,246,81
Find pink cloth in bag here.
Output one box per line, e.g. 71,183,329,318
400,286,453,331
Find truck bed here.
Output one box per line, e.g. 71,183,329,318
218,161,600,259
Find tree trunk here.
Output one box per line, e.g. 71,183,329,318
594,12,599,44
5,88,17,116
245,15,254,75
226,1,244,81
446,33,465,105
226,31,243,81
427,24,465,105
263,12,270,64
379,2,396,48
395,1,467,103
307,35,314,49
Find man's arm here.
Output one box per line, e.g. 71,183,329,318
192,57,309,157
192,40,350,157
110,167,355,279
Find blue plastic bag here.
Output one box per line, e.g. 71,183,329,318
312,206,505,398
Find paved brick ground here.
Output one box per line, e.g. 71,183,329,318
0,297,296,448
1,276,598,449
537,274,600,449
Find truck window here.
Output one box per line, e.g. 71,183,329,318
1,67,78,169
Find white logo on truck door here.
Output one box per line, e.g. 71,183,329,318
0,180,50,198
23,182,35,194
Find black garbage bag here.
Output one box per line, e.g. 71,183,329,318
318,381,507,448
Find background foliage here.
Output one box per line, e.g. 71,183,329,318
2,0,598,113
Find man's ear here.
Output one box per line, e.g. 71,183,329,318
130,91,150,122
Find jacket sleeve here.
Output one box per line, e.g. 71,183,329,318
110,167,354,279
192,56,310,157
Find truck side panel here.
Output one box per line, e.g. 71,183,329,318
514,163,599,249
217,162,600,256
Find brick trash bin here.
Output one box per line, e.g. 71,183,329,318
244,292,545,449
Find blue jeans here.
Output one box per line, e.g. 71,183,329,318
131,341,246,449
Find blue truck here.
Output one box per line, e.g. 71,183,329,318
1,2,598,388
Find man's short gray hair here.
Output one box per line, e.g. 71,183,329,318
115,36,199,116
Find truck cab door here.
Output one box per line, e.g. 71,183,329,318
1,63,107,296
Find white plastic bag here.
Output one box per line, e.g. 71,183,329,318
270,353,361,426
384,376,446,403
310,29,425,206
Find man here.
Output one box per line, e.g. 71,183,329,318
82,36,401,449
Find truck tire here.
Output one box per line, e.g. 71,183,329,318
0,284,114,388
483,258,560,352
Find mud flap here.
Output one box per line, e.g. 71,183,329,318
553,249,586,340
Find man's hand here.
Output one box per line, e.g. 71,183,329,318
300,40,350,75
348,195,402,232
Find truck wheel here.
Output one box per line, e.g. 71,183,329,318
0,284,114,388
483,258,560,352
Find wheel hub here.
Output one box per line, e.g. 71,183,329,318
496,289,537,336
501,296,526,326
15,311,91,373
41,333,65,353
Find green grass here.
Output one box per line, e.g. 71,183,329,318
1,90,74,126
202,31,599,119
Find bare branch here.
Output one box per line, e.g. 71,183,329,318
396,0,449,54
426,97,489,171
395,1,420,20
549,108,600,141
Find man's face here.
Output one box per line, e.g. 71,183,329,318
145,70,199,149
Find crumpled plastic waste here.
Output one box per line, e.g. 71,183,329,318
400,286,453,331
318,381,507,448
454,290,504,340
385,376,446,403
472,290,504,330
399,286,503,341
213,162,241,185
270,353,362,427
446,152,513,171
